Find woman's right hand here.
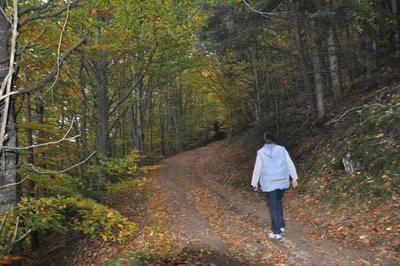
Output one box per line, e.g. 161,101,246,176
292,180,298,189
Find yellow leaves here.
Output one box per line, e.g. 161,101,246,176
0,255,26,266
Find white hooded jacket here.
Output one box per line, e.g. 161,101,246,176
251,144,298,192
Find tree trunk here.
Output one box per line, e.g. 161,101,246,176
365,33,376,90
354,29,363,74
392,0,400,57
94,56,109,157
0,102,17,213
79,65,89,185
24,94,35,197
293,5,313,109
93,50,109,184
129,103,137,150
310,19,326,120
175,82,183,152
0,0,17,213
158,99,165,156
249,46,261,123
24,93,39,249
327,26,342,105
135,74,145,154
340,20,355,88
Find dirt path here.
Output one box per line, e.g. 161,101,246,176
151,141,399,265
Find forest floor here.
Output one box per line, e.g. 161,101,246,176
95,140,399,266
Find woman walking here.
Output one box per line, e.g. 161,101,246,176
251,132,298,239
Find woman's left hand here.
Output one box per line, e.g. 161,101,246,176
292,180,298,189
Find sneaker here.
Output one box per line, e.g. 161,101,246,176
268,232,282,240
280,227,285,233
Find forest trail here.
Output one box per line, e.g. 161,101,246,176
150,141,399,265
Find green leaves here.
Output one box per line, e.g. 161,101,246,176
0,196,136,251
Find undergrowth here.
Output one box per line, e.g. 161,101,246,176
297,86,399,207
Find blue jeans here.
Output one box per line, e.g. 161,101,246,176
265,189,285,234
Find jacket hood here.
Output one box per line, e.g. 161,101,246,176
260,144,280,158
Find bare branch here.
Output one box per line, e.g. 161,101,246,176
2,117,78,150
241,0,284,19
109,43,159,117
0,215,6,236
16,27,46,56
325,103,400,125
18,0,55,16
18,2,83,26
0,216,32,256
15,37,86,97
41,0,73,100
0,176,29,190
26,151,97,175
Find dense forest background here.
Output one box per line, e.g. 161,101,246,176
0,0,399,263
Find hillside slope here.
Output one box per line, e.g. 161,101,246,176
232,84,399,257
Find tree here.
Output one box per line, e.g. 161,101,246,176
0,0,84,212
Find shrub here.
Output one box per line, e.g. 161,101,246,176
0,196,136,255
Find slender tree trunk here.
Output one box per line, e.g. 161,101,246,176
354,29,363,74
119,115,125,156
135,73,145,154
249,46,261,123
129,103,137,149
293,6,313,109
158,99,165,156
24,93,39,249
340,21,355,88
327,26,342,105
24,94,35,196
94,56,109,157
93,50,109,185
392,0,400,57
175,82,184,152
35,102,48,170
365,32,376,90
310,19,326,120
79,65,89,184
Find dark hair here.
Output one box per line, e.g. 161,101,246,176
263,132,275,144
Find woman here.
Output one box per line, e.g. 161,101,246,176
251,132,298,240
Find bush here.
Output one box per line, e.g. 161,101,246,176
88,150,145,182
0,196,136,255
18,164,82,198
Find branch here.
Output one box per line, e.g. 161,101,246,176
41,0,73,100
1,216,32,256
0,176,29,190
108,103,130,136
18,1,83,26
15,38,86,97
109,43,159,117
18,0,55,16
325,103,400,125
241,0,284,18
2,117,78,150
26,151,96,175
16,28,47,56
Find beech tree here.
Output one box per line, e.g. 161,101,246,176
0,0,83,213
